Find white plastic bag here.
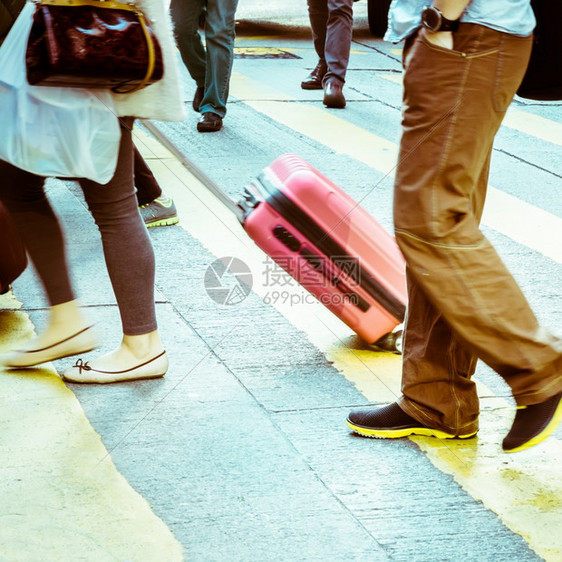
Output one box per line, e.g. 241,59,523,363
0,2,121,184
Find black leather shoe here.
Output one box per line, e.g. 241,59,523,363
197,112,223,133
301,59,327,90
323,77,346,108
192,85,205,112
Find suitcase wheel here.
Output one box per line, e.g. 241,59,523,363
371,326,403,354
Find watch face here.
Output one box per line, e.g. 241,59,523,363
423,8,441,31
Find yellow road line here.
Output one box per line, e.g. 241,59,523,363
136,128,562,560
228,72,562,561
0,293,184,560
136,69,562,560
504,108,562,147
230,72,562,264
411,403,562,561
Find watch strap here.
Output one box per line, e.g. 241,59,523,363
422,7,460,32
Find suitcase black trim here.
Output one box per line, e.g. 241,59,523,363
253,173,406,321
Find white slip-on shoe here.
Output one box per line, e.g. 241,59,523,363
62,350,168,384
1,326,98,369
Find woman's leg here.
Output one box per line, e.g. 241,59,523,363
0,160,95,366
0,161,72,304
65,119,167,382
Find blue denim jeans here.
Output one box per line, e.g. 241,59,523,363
393,25,562,435
170,0,239,117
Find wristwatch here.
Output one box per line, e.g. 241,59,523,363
421,6,460,32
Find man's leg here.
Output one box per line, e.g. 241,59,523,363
324,0,353,84
394,26,561,411
134,146,162,206
348,26,562,448
398,269,480,436
396,149,493,436
134,147,178,228
322,0,353,108
301,0,329,90
307,0,329,61
170,0,207,109
197,0,239,122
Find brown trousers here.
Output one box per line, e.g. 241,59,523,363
393,24,562,435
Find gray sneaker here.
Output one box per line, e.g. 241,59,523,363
139,195,179,228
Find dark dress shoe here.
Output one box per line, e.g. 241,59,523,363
197,112,223,133
192,85,205,112
301,59,328,90
323,77,346,109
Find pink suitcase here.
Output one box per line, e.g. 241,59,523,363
239,154,407,345
142,124,406,347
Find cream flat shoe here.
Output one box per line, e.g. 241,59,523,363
1,326,98,368
62,350,168,384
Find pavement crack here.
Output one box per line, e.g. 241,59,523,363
494,148,562,179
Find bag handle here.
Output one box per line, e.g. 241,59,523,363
34,0,157,94
112,9,156,94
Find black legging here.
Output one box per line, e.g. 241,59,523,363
0,118,157,336
134,145,162,207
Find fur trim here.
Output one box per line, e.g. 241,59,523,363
110,0,186,122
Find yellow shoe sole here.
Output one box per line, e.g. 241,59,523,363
346,419,477,440
504,397,562,453
145,216,179,228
